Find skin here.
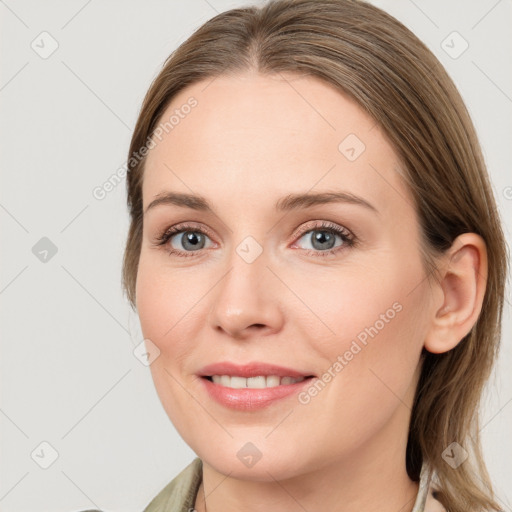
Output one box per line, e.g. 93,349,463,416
136,71,487,512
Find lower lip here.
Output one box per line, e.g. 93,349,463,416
199,376,314,411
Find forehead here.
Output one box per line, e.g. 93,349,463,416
142,72,411,217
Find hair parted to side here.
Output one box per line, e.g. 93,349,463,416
122,0,509,510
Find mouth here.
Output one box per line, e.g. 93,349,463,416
198,361,316,384
197,361,316,410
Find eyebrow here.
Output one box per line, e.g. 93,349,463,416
144,191,378,215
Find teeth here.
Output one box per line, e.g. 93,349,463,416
210,375,305,388
266,375,281,387
247,376,267,388
220,375,231,387
230,376,246,389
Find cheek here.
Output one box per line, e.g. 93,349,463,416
136,260,167,343
136,259,205,436
292,276,426,457
288,258,416,351
297,254,427,402
136,256,203,347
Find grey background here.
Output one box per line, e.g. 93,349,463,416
0,0,511,510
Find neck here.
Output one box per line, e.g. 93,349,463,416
193,409,420,512
195,461,418,512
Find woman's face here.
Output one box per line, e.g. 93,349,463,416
136,71,436,479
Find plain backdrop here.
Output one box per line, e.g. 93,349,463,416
1,0,511,511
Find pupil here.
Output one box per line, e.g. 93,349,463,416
183,232,204,250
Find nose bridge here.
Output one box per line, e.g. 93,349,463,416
208,236,282,337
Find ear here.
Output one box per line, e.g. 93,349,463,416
424,233,488,354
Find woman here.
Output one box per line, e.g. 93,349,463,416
120,0,508,510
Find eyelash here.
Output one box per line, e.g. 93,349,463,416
153,221,356,259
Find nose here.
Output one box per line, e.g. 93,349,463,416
208,250,284,340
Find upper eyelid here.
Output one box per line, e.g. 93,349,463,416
291,220,352,238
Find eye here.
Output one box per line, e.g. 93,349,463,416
291,221,355,257
154,222,215,258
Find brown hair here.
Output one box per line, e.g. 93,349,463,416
122,1,509,509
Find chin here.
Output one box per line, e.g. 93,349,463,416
187,433,316,482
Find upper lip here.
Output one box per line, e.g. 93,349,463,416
198,361,315,378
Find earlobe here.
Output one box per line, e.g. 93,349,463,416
423,233,488,355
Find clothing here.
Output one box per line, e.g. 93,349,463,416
142,457,447,512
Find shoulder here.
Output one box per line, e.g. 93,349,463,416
75,458,203,512
142,457,203,512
